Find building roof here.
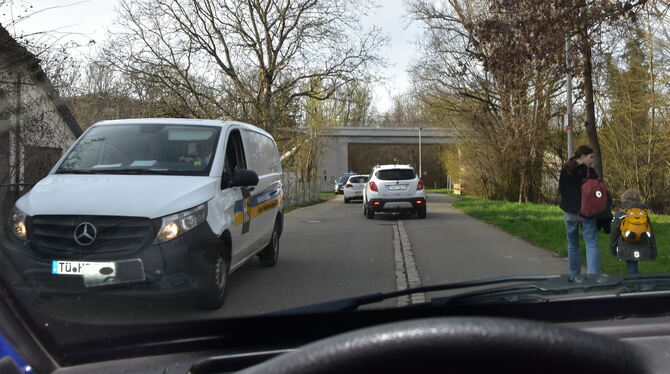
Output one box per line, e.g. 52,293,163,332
0,24,83,137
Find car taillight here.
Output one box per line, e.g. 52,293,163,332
417,180,425,191
345,184,353,188
369,181,378,192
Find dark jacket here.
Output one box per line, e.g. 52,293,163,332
559,163,599,215
610,202,657,261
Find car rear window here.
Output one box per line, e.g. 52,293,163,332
376,169,416,180
349,176,368,183
338,174,354,183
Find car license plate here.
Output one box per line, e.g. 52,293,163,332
52,259,145,287
387,185,407,191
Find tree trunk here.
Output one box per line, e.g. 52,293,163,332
580,28,604,179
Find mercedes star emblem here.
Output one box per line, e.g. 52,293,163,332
74,222,97,246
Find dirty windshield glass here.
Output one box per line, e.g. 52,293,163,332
0,0,668,362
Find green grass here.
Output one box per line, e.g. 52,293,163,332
429,191,670,274
284,192,335,214
427,188,455,195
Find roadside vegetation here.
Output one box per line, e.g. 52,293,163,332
428,190,670,275
284,193,335,214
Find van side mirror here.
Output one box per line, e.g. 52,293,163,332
231,170,259,187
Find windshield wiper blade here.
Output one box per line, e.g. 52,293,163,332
56,167,98,174
89,168,181,175
264,275,558,316
267,274,670,316
434,273,670,306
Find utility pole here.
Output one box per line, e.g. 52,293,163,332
565,37,574,158
418,127,422,178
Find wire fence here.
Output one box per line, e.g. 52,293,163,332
281,176,322,208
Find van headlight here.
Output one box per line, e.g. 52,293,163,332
155,203,208,243
9,206,28,240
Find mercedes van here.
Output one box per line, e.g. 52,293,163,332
3,119,283,309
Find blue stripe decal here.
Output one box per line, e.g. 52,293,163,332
52,261,58,274
234,200,244,213
234,187,282,212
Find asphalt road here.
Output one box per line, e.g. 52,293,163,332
26,193,568,323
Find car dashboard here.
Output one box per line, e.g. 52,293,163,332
5,293,667,374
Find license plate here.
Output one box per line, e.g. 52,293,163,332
355,191,362,195
387,185,407,191
52,261,106,275
52,259,145,287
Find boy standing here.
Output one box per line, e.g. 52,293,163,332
610,189,657,274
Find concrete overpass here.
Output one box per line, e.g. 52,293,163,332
317,127,456,191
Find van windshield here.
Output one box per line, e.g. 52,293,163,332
57,124,221,176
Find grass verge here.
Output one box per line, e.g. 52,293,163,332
284,192,335,214
429,191,670,275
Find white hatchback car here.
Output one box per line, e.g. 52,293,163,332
343,175,369,203
363,165,427,219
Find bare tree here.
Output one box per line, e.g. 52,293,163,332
408,0,567,202
104,0,386,134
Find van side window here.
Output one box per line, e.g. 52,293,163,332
223,130,246,187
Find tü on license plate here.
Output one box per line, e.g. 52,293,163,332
51,259,145,287
52,261,113,275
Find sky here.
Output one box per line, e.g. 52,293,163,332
6,0,422,113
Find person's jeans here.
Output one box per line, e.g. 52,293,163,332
564,212,601,275
627,261,639,275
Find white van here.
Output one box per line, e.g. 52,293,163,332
3,119,283,309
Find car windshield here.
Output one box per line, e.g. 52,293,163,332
0,0,669,370
376,169,416,180
58,124,220,175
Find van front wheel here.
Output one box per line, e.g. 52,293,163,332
258,222,280,267
198,251,229,310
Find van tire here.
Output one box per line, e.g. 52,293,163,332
198,250,229,310
258,222,280,267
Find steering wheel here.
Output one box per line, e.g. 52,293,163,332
240,317,649,374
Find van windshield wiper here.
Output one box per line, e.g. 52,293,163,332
87,168,183,175
267,274,670,315
56,168,97,174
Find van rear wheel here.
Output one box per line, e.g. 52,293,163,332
258,222,280,267
198,251,229,310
